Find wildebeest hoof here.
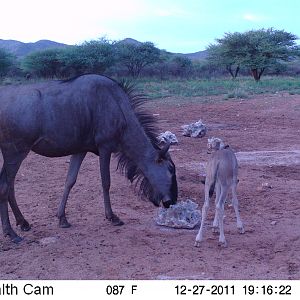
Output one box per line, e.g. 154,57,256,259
20,220,31,231
112,218,124,226
12,235,23,244
108,214,124,226
59,217,71,228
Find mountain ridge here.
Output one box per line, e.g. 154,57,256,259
0,39,69,58
0,38,207,60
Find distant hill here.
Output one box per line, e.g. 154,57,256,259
118,38,207,61
0,38,207,61
0,39,69,58
175,50,208,61
117,38,142,46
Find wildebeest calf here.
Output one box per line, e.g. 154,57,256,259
195,145,245,247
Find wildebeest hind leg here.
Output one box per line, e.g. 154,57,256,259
9,186,31,231
99,149,124,226
57,153,86,228
0,148,29,242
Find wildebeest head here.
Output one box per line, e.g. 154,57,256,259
122,142,178,208
149,142,178,208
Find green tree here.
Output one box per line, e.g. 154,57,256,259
22,38,116,78
209,28,300,81
116,41,161,77
0,48,15,78
170,56,193,77
22,48,65,78
207,33,244,78
59,38,116,77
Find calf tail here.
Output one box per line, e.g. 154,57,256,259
208,163,219,198
209,182,216,198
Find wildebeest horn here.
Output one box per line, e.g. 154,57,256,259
159,142,170,157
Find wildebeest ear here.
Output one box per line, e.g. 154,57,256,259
158,142,170,158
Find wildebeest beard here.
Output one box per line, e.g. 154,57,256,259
117,156,177,207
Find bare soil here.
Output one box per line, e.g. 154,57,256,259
0,93,299,280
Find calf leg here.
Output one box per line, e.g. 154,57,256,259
231,183,245,234
99,149,123,226
57,153,86,228
195,183,211,247
216,187,228,247
212,183,220,233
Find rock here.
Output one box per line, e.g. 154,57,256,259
270,221,277,225
181,120,207,138
155,199,201,229
157,131,178,144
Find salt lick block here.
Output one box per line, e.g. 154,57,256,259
155,199,201,229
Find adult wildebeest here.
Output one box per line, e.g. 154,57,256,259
0,74,178,243
195,145,244,247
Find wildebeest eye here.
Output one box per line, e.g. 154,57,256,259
156,157,164,164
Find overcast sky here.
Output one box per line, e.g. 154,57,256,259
1,0,299,53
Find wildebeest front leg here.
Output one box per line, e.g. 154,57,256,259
57,153,86,228
99,149,124,226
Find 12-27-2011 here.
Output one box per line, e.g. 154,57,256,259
175,284,235,295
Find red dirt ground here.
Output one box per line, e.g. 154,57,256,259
0,93,299,280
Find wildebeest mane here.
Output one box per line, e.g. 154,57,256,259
115,79,161,202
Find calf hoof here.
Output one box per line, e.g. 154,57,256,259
59,217,71,228
238,227,245,234
212,226,219,234
218,240,228,248
194,241,201,247
194,238,203,247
